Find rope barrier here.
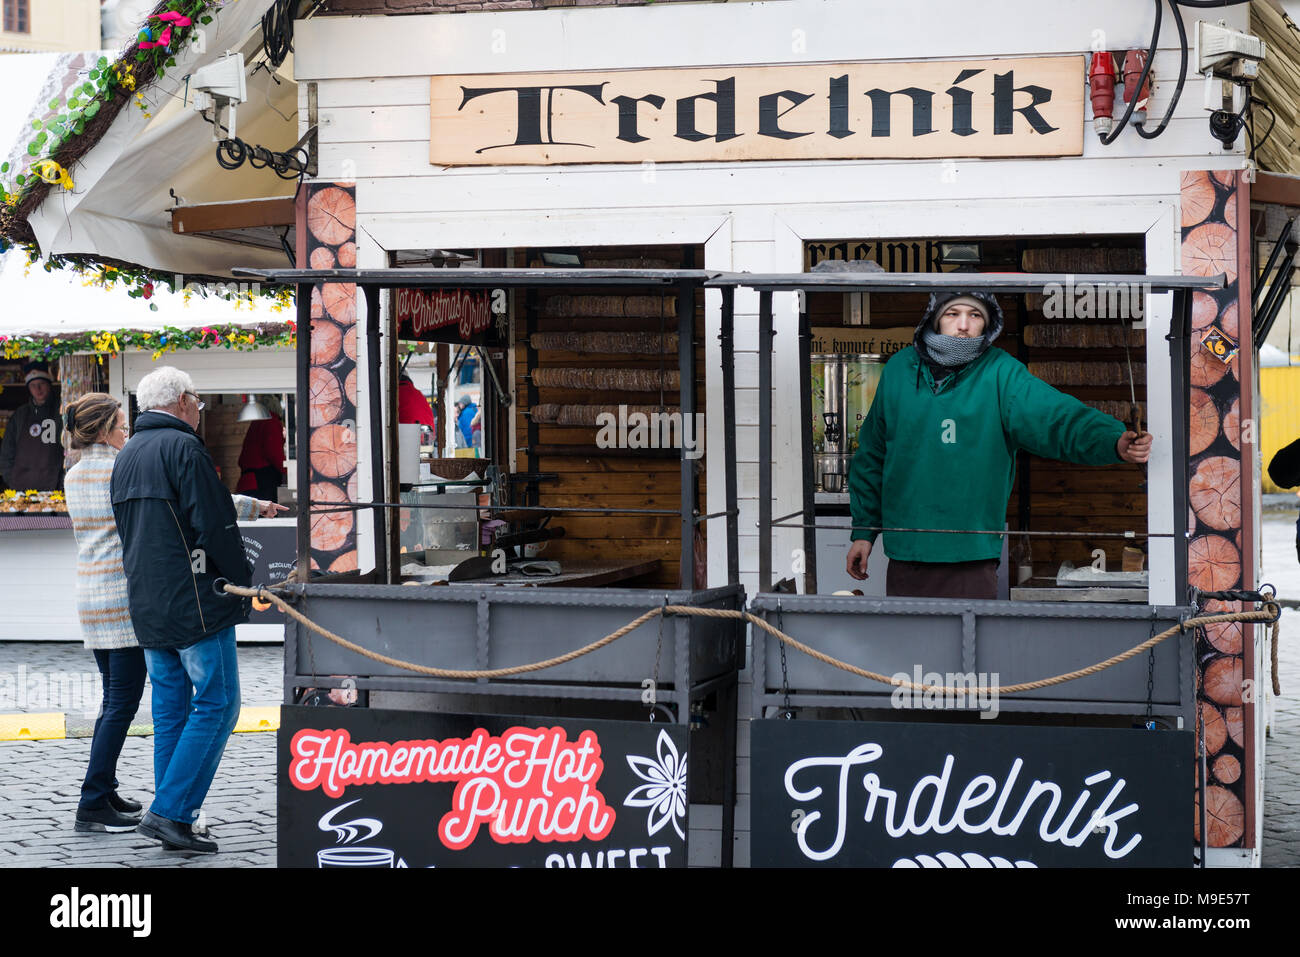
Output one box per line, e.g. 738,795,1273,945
223,582,1280,696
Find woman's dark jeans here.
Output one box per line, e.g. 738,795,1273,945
79,647,147,810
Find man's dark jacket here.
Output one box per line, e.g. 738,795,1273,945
110,411,252,649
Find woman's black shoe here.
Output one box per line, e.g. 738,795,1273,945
136,811,217,853
108,792,143,816
75,805,142,833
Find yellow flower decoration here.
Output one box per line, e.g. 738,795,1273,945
31,159,74,192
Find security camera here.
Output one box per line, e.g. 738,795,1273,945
190,52,246,142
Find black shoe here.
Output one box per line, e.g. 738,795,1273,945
136,811,218,853
107,792,143,816
75,805,142,833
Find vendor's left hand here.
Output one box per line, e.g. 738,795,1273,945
1117,430,1152,464
257,499,288,517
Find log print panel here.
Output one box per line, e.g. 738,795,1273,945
305,184,359,572
1181,170,1246,847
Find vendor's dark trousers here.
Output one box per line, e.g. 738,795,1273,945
79,647,147,811
886,558,999,599
243,466,280,502
143,627,241,825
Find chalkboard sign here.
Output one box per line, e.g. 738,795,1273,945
278,706,689,868
751,720,1192,868
241,523,296,625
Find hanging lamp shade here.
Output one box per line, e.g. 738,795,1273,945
238,395,271,422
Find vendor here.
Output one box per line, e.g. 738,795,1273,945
845,290,1152,599
0,364,64,491
235,397,287,502
398,374,436,431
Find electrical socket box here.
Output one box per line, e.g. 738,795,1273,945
1195,20,1266,79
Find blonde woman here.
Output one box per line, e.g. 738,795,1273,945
62,394,147,833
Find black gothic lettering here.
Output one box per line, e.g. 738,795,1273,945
612,93,667,144
459,83,607,152
676,78,740,142
864,87,935,137
758,89,814,139
947,68,983,136
993,71,1058,135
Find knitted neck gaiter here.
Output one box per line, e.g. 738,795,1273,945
919,327,989,367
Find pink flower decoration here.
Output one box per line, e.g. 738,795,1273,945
139,12,191,49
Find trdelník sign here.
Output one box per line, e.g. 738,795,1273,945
750,720,1192,867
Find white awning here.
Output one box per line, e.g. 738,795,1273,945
22,0,297,277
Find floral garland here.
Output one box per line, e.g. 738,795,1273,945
1,322,296,364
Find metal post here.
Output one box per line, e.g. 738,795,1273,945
758,290,774,592
1169,289,1191,595
295,281,312,583
797,298,817,594
678,279,696,588
721,287,739,585
364,285,388,584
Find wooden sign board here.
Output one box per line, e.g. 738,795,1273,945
394,287,505,345
431,57,1083,166
812,326,913,356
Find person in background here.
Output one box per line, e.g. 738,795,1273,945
1268,438,1300,563
0,363,64,490
397,374,436,432
111,367,283,853
455,395,478,450
62,393,147,834
235,396,287,502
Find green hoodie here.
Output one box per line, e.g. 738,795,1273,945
848,345,1126,563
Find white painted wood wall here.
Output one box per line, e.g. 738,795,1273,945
293,0,1255,866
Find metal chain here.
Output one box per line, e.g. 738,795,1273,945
650,596,665,722
1144,614,1157,728
777,600,792,718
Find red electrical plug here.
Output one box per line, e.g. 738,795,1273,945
1122,49,1151,124
1089,51,1117,136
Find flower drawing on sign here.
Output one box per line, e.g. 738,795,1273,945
624,729,687,841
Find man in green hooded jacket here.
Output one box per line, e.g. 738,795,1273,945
845,290,1151,599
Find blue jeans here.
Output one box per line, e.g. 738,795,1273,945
143,627,241,824
79,648,147,810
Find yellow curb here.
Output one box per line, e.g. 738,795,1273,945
0,712,66,741
233,705,280,733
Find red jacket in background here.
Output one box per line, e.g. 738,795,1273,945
398,379,436,429
236,414,286,492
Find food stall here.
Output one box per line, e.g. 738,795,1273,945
1,0,1284,867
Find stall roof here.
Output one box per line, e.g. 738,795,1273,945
235,267,1226,294
234,267,721,288
706,271,1228,293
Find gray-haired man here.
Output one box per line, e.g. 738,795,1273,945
110,367,281,852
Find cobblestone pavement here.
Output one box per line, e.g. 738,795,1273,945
0,642,280,867
1261,511,1300,867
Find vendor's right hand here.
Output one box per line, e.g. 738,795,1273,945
846,539,873,580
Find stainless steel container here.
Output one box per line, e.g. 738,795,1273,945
811,353,883,492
